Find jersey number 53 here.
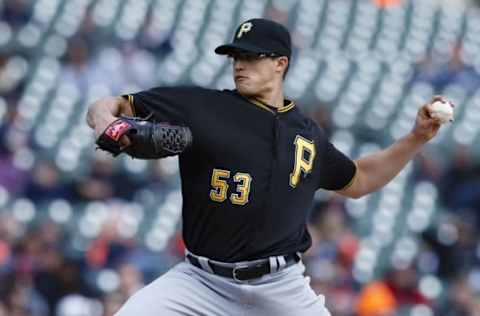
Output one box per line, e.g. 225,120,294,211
209,135,315,205
209,169,252,206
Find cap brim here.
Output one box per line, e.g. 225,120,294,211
214,42,266,55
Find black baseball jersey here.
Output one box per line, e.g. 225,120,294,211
126,87,357,262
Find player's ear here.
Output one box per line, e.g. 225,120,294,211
275,56,289,77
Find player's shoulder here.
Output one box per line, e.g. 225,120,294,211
160,86,237,100
152,85,216,95
292,107,325,133
294,109,329,144
192,88,248,107
200,88,241,99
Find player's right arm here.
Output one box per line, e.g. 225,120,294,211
86,96,134,138
337,97,444,199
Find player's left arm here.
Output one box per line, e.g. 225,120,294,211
337,96,444,199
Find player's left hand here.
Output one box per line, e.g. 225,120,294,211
411,95,445,143
96,116,193,159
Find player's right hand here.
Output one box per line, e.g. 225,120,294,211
93,116,131,148
86,97,132,148
411,96,445,143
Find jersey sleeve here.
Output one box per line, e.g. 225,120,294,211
317,140,357,191
124,86,205,125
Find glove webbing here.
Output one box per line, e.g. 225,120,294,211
153,125,192,155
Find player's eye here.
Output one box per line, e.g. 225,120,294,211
228,53,261,62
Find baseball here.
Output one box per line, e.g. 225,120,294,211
430,100,454,124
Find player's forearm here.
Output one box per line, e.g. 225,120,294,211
350,132,425,197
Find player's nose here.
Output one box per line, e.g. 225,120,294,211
233,59,246,71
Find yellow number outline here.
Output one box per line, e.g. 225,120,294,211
210,169,230,202
230,173,252,205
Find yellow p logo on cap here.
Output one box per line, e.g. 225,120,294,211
237,22,253,38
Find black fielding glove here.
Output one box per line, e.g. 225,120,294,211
96,116,193,159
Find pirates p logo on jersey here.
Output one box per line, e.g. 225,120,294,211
237,22,253,38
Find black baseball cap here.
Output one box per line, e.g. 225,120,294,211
215,18,291,58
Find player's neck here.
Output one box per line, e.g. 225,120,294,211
250,84,285,109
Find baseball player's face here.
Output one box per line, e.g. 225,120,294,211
231,54,284,97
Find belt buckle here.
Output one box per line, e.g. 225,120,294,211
232,265,249,282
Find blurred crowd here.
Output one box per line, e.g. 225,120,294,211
1,0,480,316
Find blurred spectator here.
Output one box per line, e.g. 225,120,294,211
356,281,397,316
373,0,402,7
73,154,145,201
440,145,480,212
384,264,429,307
0,239,9,269
0,53,6,69
86,214,136,269
0,142,28,195
0,302,7,316
34,252,96,313
140,10,174,56
1,0,31,29
25,160,71,202
72,155,115,202
413,43,480,93
116,264,144,299
60,37,106,93
0,271,49,316
412,53,444,92
422,215,478,279
305,199,358,316
413,150,443,183
101,292,124,316
436,275,480,316
0,214,23,270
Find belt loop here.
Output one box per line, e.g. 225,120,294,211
277,256,286,270
185,249,214,274
269,257,278,272
198,256,214,274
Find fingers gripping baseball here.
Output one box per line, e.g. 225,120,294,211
412,95,455,142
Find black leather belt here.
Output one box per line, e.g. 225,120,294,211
186,253,300,281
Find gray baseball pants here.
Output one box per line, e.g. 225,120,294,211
114,258,331,316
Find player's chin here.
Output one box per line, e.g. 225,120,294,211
235,83,257,97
